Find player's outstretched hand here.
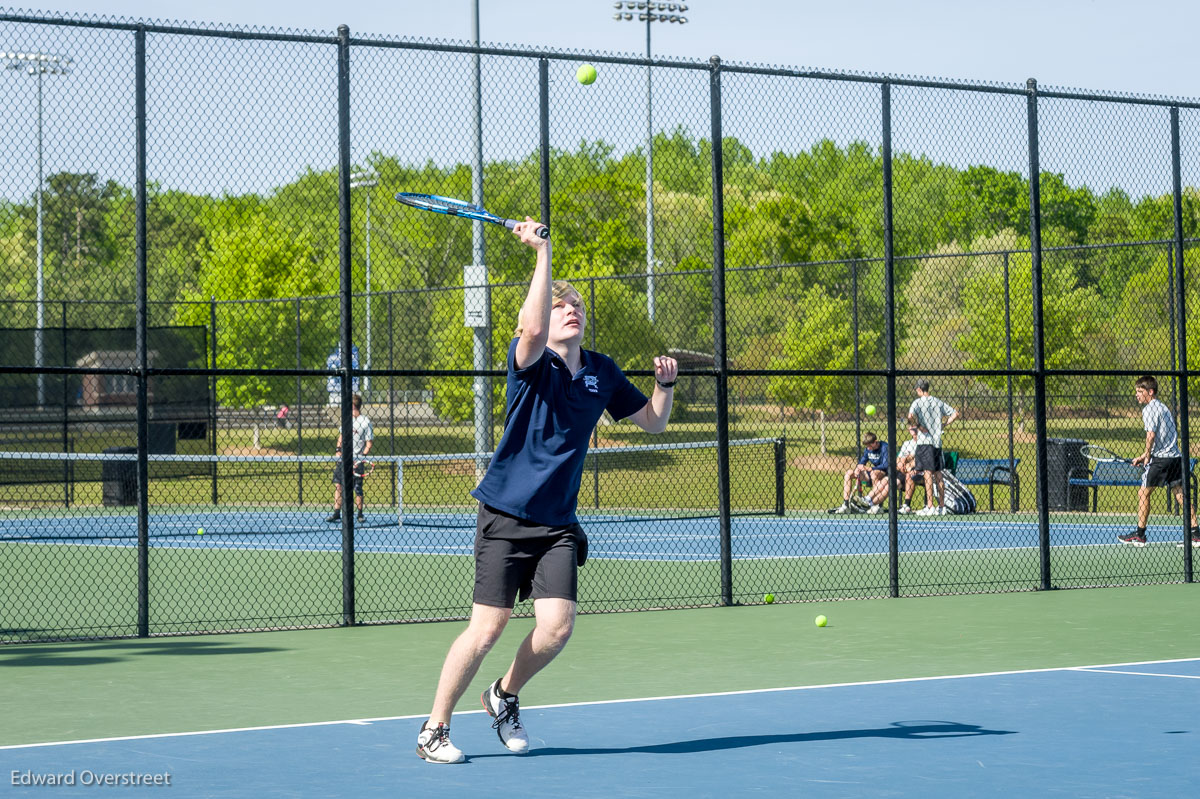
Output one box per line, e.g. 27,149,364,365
513,216,549,249
653,355,678,387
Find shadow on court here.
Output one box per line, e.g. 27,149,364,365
474,720,1015,758
0,638,288,668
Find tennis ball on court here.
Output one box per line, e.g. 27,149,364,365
764,593,775,604
815,614,828,627
865,404,877,416
576,64,597,85
197,527,204,536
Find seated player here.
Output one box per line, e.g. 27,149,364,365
830,432,890,514
857,425,922,514
895,425,927,514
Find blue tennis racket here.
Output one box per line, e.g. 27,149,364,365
394,192,549,239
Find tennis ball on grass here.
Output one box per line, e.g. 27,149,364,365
815,614,828,627
764,593,775,604
576,64,597,85
865,404,876,415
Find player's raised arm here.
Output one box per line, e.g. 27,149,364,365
629,355,678,434
513,217,552,369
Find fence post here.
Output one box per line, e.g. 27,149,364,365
539,58,551,228
1167,241,1178,416
336,24,356,626
589,279,600,508
852,258,861,452
388,292,396,508
61,301,69,507
1170,107,1193,583
134,24,150,638
209,297,218,504
1004,251,1016,509
882,82,899,598
709,56,733,606
1027,78,1053,591
295,296,303,505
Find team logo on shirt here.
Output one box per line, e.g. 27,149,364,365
583,375,600,393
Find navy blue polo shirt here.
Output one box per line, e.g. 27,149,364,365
471,338,649,527
858,441,890,472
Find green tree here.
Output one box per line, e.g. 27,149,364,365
957,246,1111,397
176,210,334,407
766,284,867,412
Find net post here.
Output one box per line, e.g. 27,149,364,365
396,458,404,528
773,437,786,516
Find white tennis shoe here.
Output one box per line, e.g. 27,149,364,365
416,722,464,764
482,678,529,754
915,506,938,516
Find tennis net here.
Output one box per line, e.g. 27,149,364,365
0,437,785,539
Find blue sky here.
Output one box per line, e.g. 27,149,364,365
11,0,1200,98
3,2,1198,201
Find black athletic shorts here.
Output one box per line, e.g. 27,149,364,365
1144,456,1184,488
914,445,943,473
331,465,364,497
472,504,588,608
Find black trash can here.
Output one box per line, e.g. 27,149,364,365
1046,437,1088,511
148,422,177,454
101,446,138,507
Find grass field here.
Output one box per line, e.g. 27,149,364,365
4,412,1186,516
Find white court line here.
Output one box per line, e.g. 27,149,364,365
3,656,1195,751
1070,667,1200,679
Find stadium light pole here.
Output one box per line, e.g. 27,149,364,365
470,0,492,480
350,170,378,399
612,2,688,323
4,50,71,408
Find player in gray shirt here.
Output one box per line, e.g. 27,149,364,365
906,379,959,516
1117,375,1198,548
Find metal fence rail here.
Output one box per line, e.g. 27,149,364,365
0,9,1195,643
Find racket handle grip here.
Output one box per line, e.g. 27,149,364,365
504,219,550,239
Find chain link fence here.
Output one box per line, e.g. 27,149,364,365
1,10,1196,642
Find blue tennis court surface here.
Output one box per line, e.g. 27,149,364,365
3,658,1197,797
1,511,1191,560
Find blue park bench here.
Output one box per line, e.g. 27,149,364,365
1067,457,1198,513
950,456,1021,512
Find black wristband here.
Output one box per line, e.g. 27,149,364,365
656,380,676,389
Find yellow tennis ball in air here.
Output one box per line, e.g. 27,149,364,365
865,404,877,415
764,593,775,604
576,64,597,85
197,527,205,536
815,614,828,627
